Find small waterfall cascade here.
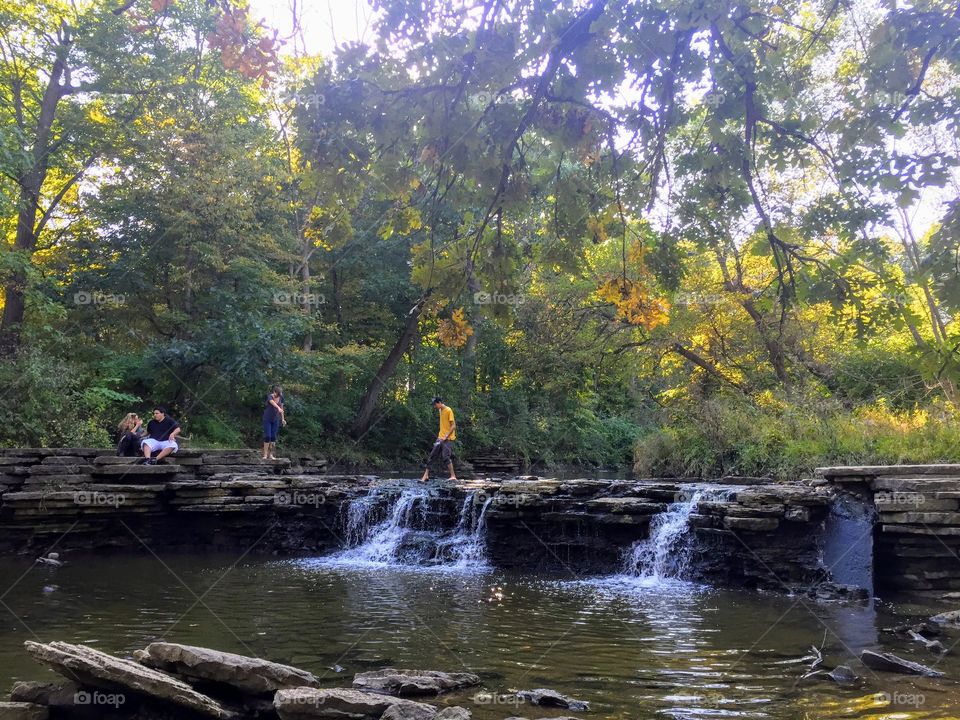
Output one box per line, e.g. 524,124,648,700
331,485,491,570
626,487,734,582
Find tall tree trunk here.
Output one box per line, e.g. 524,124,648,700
350,295,428,438
0,43,68,356
301,254,313,351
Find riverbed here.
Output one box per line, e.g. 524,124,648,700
2,552,959,719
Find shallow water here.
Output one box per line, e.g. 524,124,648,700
1,553,959,719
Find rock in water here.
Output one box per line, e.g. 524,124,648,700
930,609,960,628
379,704,438,720
826,666,858,685
274,688,437,719
516,689,589,711
435,709,472,719
353,669,481,696
0,702,49,720
135,642,321,694
859,650,945,677
23,641,234,719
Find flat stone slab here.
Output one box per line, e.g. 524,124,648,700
136,642,321,694
583,498,664,514
930,609,960,627
93,465,183,475
860,649,944,677
274,688,437,719
24,641,234,718
818,465,960,478
723,516,779,531
353,668,480,696
517,689,589,711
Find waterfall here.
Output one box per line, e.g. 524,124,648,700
627,490,703,581
327,486,491,570
441,495,493,569
337,487,428,564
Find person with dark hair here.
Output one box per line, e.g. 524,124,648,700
420,397,457,482
116,413,145,457
141,407,180,464
262,384,286,460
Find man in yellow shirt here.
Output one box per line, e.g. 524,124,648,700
420,396,457,482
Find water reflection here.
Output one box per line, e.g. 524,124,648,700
0,555,958,719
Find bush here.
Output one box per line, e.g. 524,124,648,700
0,349,139,447
634,393,960,480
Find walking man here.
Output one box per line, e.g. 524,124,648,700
421,396,457,482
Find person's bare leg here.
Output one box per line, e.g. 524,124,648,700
262,442,269,460
155,447,175,462
269,441,277,460
447,461,457,481
143,445,153,460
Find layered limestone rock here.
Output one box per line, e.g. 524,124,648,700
819,465,960,592
136,642,322,694
23,641,234,718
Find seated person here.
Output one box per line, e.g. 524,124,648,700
116,413,145,457
141,407,181,464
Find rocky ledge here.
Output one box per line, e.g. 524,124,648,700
819,465,960,592
7,640,558,720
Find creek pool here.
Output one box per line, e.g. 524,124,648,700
1,553,959,719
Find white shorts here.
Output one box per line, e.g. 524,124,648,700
141,438,178,454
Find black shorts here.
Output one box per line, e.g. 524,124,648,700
426,440,454,465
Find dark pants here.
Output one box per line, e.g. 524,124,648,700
263,416,280,442
425,440,454,467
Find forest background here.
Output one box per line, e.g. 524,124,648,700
1,0,958,477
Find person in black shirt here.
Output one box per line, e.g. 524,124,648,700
141,407,181,464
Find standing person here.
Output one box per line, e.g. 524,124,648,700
262,384,286,460
116,413,144,457
141,407,180,464
420,396,457,482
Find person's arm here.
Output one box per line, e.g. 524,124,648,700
442,419,456,441
170,423,181,441
269,397,287,425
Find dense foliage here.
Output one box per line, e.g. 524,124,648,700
1,0,958,476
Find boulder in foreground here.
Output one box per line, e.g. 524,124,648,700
859,650,944,677
274,688,437,719
516,688,589,711
353,669,480,696
136,642,320,694
23,641,234,718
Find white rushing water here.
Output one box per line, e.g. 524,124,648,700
326,486,491,571
627,490,704,582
